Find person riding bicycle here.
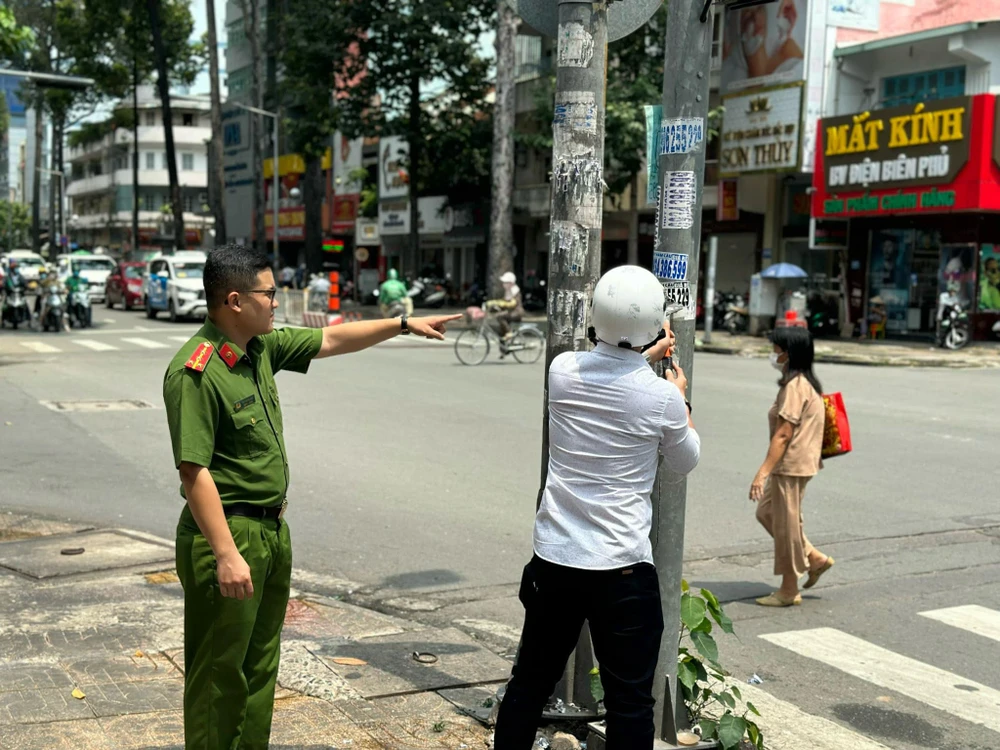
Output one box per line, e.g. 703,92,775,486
486,271,524,342
379,268,413,317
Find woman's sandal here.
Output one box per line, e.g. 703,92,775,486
804,557,835,590
756,592,802,607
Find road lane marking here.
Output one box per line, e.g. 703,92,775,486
102,318,116,324
724,680,893,750
21,341,61,353
453,618,522,644
74,339,119,352
919,605,1000,644
760,627,1000,733
169,336,192,343
121,337,169,349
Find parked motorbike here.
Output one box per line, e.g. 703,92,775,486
41,290,65,333
407,276,447,309
68,282,93,329
723,293,749,334
523,277,548,312
937,301,970,350
1,288,30,329
807,291,839,338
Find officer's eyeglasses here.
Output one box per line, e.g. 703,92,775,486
243,288,277,302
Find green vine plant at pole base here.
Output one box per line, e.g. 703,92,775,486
679,581,765,750
588,582,765,750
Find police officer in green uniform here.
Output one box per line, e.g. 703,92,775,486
164,244,458,750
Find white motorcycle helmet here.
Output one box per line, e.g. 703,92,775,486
591,265,666,349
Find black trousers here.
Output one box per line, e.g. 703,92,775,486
493,555,664,750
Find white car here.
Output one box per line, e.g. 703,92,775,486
144,251,208,322
56,254,116,303
4,250,46,283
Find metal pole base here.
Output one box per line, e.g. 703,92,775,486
586,721,720,750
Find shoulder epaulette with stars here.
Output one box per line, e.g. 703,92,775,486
184,342,214,372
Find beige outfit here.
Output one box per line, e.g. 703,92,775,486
757,375,824,578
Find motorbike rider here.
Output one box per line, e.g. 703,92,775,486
66,266,89,324
379,268,413,318
36,265,65,331
486,271,524,342
493,265,700,750
3,259,25,296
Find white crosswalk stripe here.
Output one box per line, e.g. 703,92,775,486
74,339,119,352
760,627,1000,734
21,341,61,353
169,336,192,343
120,337,169,349
919,604,1000,644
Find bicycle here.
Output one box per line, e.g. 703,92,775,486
454,306,545,366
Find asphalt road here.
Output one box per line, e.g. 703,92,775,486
1,307,998,750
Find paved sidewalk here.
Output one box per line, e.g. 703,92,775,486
696,333,1000,368
0,511,505,750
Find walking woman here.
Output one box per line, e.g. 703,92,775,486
749,326,834,606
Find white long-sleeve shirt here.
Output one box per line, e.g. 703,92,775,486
533,343,701,570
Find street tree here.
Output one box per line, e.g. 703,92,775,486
341,0,494,275
280,0,357,272
488,0,518,297
205,0,226,245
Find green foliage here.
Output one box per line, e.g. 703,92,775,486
679,584,765,750
589,666,605,704
66,108,135,149
0,6,34,63
0,200,32,250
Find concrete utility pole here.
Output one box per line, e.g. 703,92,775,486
537,0,609,710
649,0,714,742
703,235,718,343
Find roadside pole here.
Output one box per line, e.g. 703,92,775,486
538,0,609,710
649,0,714,742
704,235,718,343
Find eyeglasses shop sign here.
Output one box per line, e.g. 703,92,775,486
720,85,803,176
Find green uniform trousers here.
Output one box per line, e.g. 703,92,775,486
176,507,292,750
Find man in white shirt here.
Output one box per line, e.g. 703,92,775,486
493,266,700,750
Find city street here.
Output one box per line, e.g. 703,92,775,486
1,312,998,750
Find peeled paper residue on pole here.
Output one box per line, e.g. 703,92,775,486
558,21,595,68
644,105,662,205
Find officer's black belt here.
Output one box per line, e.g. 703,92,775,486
224,502,283,520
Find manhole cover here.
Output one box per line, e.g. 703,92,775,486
39,399,155,413
0,530,173,579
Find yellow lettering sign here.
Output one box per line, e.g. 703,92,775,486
888,107,965,148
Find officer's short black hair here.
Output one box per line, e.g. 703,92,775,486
204,244,271,309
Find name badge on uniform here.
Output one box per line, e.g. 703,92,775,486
233,395,256,412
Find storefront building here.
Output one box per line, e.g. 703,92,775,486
811,94,1000,340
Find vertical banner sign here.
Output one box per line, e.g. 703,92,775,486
717,179,739,220
645,105,662,205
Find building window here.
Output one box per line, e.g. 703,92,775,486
142,193,158,212
182,153,194,171
183,113,194,127
146,111,156,127
183,194,195,213
162,153,169,170
146,152,155,170
882,66,965,108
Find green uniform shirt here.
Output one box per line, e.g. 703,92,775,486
163,318,323,507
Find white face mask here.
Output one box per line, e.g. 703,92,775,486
769,352,785,371
742,30,763,55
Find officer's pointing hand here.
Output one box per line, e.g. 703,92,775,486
217,550,254,600
407,314,462,340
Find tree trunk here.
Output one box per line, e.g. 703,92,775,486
147,0,185,251
407,70,420,280
240,0,266,259
487,0,518,298
206,0,226,245
31,98,43,255
131,20,140,259
48,126,56,253
303,154,323,273
626,172,639,266
54,115,64,250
